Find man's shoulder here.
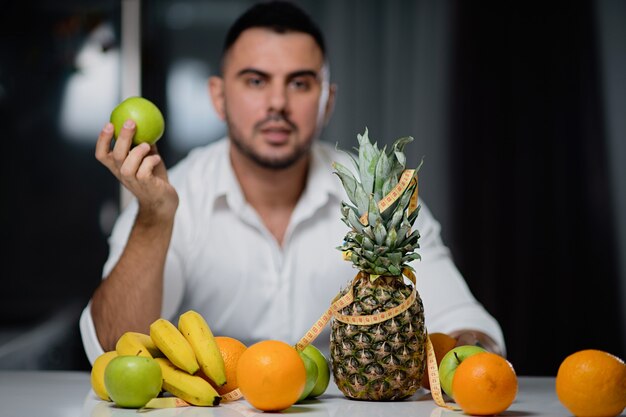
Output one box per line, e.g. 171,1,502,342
313,140,355,171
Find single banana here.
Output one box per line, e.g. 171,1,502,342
155,358,221,406
115,331,163,358
178,310,227,386
150,318,199,374
90,351,118,401
143,397,190,409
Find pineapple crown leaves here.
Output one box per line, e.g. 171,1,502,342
333,128,423,277
333,128,417,217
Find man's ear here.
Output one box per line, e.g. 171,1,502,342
323,83,337,126
208,76,226,120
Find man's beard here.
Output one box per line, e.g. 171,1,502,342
226,112,312,170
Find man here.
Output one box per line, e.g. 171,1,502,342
80,1,505,364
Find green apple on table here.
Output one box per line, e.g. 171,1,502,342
110,96,165,145
298,351,319,402
438,345,487,399
104,355,163,408
300,344,331,399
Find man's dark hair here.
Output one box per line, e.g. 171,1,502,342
222,1,326,59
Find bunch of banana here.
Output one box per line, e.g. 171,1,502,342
90,310,226,407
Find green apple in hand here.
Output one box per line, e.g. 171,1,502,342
298,351,319,402
438,345,487,399
301,344,331,398
110,96,165,145
104,355,163,408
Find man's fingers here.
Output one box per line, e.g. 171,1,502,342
111,119,136,163
119,142,151,180
136,154,163,181
454,333,480,347
451,330,502,356
95,123,115,165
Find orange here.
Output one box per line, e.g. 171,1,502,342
421,332,457,390
452,352,518,415
236,340,306,411
209,336,247,395
556,349,626,417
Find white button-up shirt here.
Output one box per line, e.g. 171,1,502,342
80,138,505,364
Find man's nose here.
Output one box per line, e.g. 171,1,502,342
268,83,288,113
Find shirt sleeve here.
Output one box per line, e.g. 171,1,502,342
79,302,103,365
413,202,507,355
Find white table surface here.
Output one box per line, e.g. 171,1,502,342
0,370,619,417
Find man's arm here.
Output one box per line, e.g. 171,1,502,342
91,120,179,351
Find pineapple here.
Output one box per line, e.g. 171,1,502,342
330,128,426,401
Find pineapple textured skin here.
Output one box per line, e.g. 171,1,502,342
330,273,426,400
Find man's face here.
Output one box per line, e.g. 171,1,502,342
210,28,333,170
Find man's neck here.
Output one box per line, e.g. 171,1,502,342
229,145,310,245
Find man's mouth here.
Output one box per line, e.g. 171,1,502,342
260,125,292,145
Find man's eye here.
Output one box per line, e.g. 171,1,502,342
290,78,312,91
246,77,265,88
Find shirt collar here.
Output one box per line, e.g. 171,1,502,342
211,138,346,217
305,141,346,202
212,139,245,212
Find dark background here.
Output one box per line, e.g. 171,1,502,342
0,0,624,375
447,1,623,376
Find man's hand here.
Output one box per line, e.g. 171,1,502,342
449,329,504,357
96,120,178,220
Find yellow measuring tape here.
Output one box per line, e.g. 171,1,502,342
358,169,418,225
425,336,460,411
221,389,243,402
